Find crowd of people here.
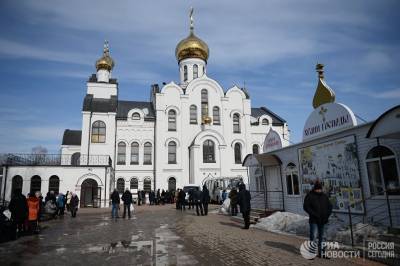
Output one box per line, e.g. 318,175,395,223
0,188,79,242
174,185,211,216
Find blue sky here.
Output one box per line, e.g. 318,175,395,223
0,0,399,153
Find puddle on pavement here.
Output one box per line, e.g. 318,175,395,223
78,223,198,265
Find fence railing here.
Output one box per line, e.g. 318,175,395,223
0,153,111,166
249,190,284,213
347,190,400,247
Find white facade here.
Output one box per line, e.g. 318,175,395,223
1,26,289,207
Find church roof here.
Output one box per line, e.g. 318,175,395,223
117,100,155,120
62,130,82,146
82,94,118,113
251,107,286,125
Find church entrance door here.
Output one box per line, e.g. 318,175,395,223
80,178,101,208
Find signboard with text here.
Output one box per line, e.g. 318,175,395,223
263,128,283,153
303,102,357,141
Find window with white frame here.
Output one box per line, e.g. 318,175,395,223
190,105,197,124
183,65,188,81
168,110,177,131
366,146,400,196
117,142,126,165
234,143,242,164
132,112,140,120
233,113,240,133
168,141,177,164
143,142,152,165
193,64,198,79
130,142,139,165
286,163,300,195
213,106,220,125
91,120,106,143
203,140,215,163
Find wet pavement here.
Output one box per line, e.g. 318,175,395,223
0,205,383,266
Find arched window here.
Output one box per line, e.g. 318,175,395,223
286,163,299,195
143,142,152,165
143,178,151,192
11,175,23,197
48,175,60,194
116,178,125,193
183,65,188,82
203,140,215,163
91,120,106,143
130,142,139,165
168,177,176,191
117,142,126,165
252,144,259,154
234,143,242,164
30,175,41,194
262,118,269,125
168,141,177,164
168,110,177,131
201,89,208,120
132,112,141,120
193,64,198,79
213,107,220,125
233,113,241,133
130,178,138,190
71,152,80,166
366,146,399,195
190,105,198,124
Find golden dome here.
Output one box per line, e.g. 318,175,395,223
202,116,212,125
96,41,115,71
312,63,335,109
175,8,209,63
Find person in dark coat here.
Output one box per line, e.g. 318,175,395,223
193,188,204,216
237,183,251,229
161,189,166,205
8,189,28,236
178,189,186,211
69,193,79,218
229,188,238,216
111,189,120,218
188,189,194,210
201,185,210,215
141,190,146,205
121,189,133,219
137,190,142,206
303,181,333,257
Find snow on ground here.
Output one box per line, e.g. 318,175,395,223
252,211,385,245
219,199,230,215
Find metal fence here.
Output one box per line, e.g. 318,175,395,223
0,154,111,166
249,189,284,212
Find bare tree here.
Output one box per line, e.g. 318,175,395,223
31,146,48,155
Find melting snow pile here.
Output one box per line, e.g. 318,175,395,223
218,199,231,215
253,211,309,235
252,211,385,245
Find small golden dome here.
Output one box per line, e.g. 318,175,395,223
175,8,209,63
202,116,212,125
312,63,335,108
96,41,115,71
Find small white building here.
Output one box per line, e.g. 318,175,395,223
0,11,289,208
244,64,400,227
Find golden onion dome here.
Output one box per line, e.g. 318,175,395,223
95,40,115,71
312,63,336,109
175,8,209,63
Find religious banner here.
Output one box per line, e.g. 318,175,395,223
263,128,283,153
298,135,364,213
303,102,357,141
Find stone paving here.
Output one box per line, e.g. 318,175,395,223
0,205,384,266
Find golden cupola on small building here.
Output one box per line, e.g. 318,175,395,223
176,8,209,84
96,40,115,83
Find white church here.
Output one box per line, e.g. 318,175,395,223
0,11,289,208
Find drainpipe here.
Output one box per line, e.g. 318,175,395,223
2,165,8,206
87,112,93,165
153,117,157,191
104,166,107,208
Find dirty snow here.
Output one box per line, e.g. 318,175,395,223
252,211,385,245
218,199,230,215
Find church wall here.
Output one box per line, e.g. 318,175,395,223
4,166,111,207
